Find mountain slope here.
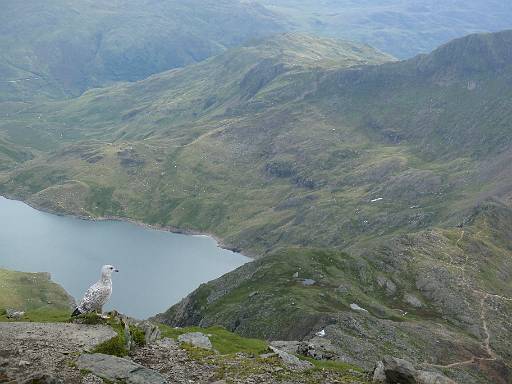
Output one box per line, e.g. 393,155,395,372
3,31,511,253
1,31,512,383
157,201,512,383
0,33,392,146
0,0,283,102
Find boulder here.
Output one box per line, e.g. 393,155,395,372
5,308,25,320
415,370,456,384
373,360,386,383
376,276,397,296
269,341,300,355
77,353,167,384
297,338,340,360
350,303,368,313
268,346,313,372
139,321,161,345
372,356,456,384
403,294,423,308
177,332,213,350
381,356,416,384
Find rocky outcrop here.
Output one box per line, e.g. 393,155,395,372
373,356,456,384
267,346,314,372
0,322,116,382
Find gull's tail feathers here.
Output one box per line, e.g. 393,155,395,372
71,307,83,317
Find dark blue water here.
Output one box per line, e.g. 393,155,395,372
0,196,249,318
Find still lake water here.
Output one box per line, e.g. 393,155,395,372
0,196,249,319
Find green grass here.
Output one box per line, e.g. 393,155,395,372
303,357,363,373
159,324,268,355
0,268,72,322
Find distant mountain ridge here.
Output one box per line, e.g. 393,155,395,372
257,0,512,58
0,0,283,101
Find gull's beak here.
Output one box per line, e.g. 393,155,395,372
114,269,119,272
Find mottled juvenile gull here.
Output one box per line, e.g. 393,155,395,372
72,264,119,317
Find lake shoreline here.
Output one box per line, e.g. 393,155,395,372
0,194,255,259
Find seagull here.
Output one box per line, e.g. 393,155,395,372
71,265,119,318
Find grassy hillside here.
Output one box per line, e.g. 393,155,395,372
0,269,73,322
157,201,512,383
1,31,512,383
0,0,283,102
2,31,511,254
258,0,512,58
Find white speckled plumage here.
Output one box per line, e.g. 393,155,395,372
72,265,118,316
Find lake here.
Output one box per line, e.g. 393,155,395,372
0,196,249,319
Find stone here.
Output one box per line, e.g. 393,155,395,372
335,284,349,294
21,373,63,383
139,321,161,345
350,303,368,313
297,338,340,361
269,341,300,355
372,357,456,384
18,360,31,367
259,352,278,359
268,346,313,372
177,332,213,350
292,272,299,278
122,318,133,352
302,279,316,286
372,361,386,383
415,370,456,384
81,373,104,384
381,356,417,384
5,309,25,320
77,353,167,384
403,293,423,308
376,276,397,295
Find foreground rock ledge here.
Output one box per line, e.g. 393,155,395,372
77,353,168,384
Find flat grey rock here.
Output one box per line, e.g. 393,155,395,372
269,340,300,354
350,303,368,312
268,346,313,372
373,356,456,384
77,353,167,384
403,293,423,308
177,332,213,350
0,322,116,350
415,370,456,384
382,356,416,384
298,338,341,360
